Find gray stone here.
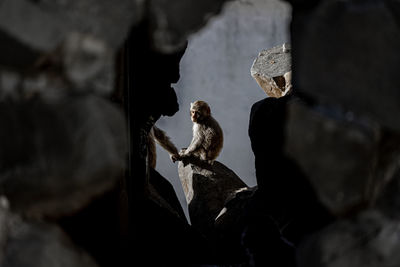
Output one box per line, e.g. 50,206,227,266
250,43,292,98
285,100,385,215
298,210,400,267
0,198,99,267
178,158,247,234
0,95,126,218
292,0,400,131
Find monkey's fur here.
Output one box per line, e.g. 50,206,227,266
178,100,223,163
148,125,179,169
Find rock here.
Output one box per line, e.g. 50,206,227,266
61,33,114,95
250,44,292,98
298,210,400,267
285,99,400,216
149,0,232,53
285,100,377,215
148,168,187,222
0,197,98,267
178,157,247,234
249,97,333,244
215,186,257,224
292,0,400,131
0,95,126,218
377,169,400,220
0,0,141,53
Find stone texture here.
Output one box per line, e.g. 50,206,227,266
298,210,400,267
285,100,379,215
251,44,292,98
0,0,142,52
0,95,126,218
0,198,98,267
292,0,400,131
178,157,247,234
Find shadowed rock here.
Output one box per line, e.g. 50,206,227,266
0,197,98,267
251,43,292,98
298,210,400,267
0,95,126,218
178,157,247,234
292,0,400,131
285,100,400,216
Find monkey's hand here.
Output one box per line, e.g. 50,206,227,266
179,148,187,156
170,153,181,163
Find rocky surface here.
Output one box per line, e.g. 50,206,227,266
0,198,98,267
0,95,126,218
285,100,380,215
298,210,400,267
292,0,400,131
251,43,292,98
178,157,248,234
287,1,400,267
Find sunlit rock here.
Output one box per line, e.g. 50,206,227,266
251,43,292,98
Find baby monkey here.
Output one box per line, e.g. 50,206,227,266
175,100,223,163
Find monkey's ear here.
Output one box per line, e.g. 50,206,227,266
206,106,211,116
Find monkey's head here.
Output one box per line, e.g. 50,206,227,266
190,100,211,123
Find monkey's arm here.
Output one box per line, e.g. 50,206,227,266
182,133,203,156
152,126,179,162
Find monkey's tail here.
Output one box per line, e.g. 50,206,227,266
152,125,179,155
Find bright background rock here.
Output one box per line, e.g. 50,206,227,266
251,44,292,98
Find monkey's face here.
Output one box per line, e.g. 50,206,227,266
190,109,201,123
190,101,211,123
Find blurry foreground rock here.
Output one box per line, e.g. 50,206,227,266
298,210,400,267
0,95,126,219
285,100,400,216
0,197,98,267
251,43,292,98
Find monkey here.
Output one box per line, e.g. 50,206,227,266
148,125,180,169
178,100,223,163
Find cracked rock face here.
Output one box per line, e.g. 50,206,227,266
251,43,292,98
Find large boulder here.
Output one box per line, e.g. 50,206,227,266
178,158,247,235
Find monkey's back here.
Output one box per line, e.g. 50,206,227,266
202,116,223,160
